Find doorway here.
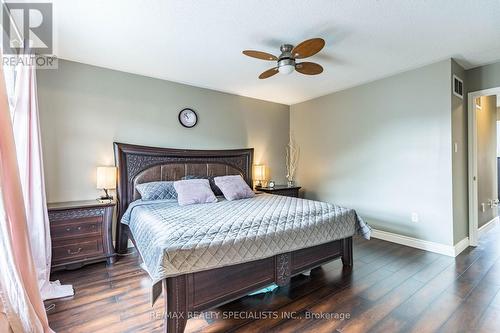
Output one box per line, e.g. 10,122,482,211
468,88,500,246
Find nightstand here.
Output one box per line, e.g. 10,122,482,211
256,185,301,198
48,200,116,271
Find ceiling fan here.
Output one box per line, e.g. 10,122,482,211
243,38,325,79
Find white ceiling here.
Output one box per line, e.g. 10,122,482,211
50,0,500,105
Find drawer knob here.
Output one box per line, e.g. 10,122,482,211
77,226,82,231
67,247,82,255
65,227,71,232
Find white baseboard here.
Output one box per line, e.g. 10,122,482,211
453,237,470,257
478,216,499,238
371,229,469,257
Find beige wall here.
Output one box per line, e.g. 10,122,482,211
497,118,500,158
290,60,455,246
451,60,468,244
466,61,500,93
476,95,498,228
38,60,290,202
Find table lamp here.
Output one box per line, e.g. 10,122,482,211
254,164,266,188
96,166,116,201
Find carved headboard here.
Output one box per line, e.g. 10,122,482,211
113,142,254,253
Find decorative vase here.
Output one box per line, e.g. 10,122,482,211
285,133,299,190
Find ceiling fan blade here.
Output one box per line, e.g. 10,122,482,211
291,38,325,59
258,67,279,79
295,62,324,75
242,50,278,61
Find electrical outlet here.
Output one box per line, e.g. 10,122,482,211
411,212,419,223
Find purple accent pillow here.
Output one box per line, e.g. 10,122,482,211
214,175,255,201
173,179,217,206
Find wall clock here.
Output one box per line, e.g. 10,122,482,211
178,108,198,128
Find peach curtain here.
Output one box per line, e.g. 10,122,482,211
0,64,53,332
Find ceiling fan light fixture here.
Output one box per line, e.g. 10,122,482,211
279,64,294,75
243,38,325,79
278,58,295,75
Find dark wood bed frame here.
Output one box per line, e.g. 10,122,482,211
114,142,353,333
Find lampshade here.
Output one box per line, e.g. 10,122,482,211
254,164,266,181
96,167,116,189
279,64,294,75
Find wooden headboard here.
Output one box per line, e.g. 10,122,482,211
113,142,254,254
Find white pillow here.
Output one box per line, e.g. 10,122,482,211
214,175,255,201
173,179,217,206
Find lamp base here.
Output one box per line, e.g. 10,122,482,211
98,188,113,202
98,196,113,204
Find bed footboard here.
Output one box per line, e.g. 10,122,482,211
162,237,353,333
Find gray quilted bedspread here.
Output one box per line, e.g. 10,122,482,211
121,193,371,283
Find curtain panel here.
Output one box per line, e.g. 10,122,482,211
11,59,73,301
0,62,53,332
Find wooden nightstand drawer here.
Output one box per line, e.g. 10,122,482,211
256,185,301,198
271,188,299,197
48,200,116,271
49,208,105,224
51,220,102,240
52,237,103,263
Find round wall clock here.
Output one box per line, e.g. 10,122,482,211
178,108,198,128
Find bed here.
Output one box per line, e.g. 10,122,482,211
114,143,370,333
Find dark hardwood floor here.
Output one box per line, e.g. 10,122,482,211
45,223,500,333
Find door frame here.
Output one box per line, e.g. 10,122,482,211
468,87,500,246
